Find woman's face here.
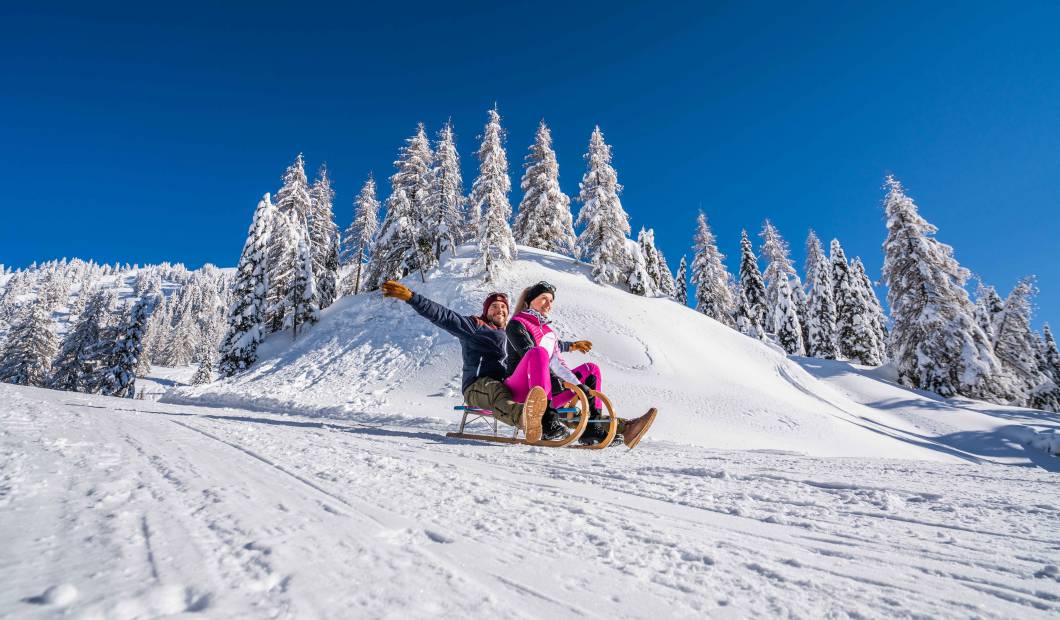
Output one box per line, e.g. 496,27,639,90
529,292,554,317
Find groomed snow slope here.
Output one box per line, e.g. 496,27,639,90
167,246,1053,464
3,384,1058,618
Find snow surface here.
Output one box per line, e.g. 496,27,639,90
4,246,1058,617
2,383,1057,618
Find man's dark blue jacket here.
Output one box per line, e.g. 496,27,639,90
406,293,508,393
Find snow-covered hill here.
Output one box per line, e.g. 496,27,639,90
167,245,1058,465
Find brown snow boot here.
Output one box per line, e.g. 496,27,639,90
621,408,658,450
520,386,548,443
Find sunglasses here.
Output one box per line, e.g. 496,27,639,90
488,292,509,302
536,281,556,294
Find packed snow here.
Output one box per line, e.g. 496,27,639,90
3,246,1058,618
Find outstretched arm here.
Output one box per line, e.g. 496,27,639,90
382,281,480,340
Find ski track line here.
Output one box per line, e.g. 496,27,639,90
199,415,1026,618
164,415,607,619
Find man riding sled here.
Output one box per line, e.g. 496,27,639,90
381,280,656,448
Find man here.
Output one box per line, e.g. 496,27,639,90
380,280,560,442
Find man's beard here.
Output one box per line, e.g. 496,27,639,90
487,314,507,329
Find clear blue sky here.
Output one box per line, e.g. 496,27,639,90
2,2,1058,327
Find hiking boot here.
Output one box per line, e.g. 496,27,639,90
541,408,569,441
577,398,608,445
621,408,658,450
520,386,548,443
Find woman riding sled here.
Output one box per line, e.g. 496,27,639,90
505,281,656,447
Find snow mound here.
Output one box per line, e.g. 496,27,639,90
167,246,1043,461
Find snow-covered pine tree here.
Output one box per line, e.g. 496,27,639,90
274,154,312,223
624,239,655,296
265,210,301,332
850,257,888,362
638,228,661,291
973,282,1005,344
309,166,340,310
575,126,631,286
733,286,765,340
830,240,882,365
760,221,803,353
368,126,435,286
1029,331,1060,412
514,120,576,255
342,175,380,295
396,123,436,275
653,244,677,299
881,175,1001,398
689,211,735,324
1043,324,1060,385
219,194,273,377
284,222,320,339
101,296,153,398
49,288,111,391
429,121,467,255
803,231,837,359
992,277,1052,405
192,345,213,385
470,108,517,282
674,255,689,305
267,155,313,330
736,230,767,337
0,303,58,387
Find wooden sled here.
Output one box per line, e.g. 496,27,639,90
445,382,599,447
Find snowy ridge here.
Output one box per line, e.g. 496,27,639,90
166,245,1054,463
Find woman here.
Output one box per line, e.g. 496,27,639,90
505,281,656,447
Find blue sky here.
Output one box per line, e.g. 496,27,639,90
2,2,1058,326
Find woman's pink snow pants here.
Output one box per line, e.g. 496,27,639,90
504,346,603,409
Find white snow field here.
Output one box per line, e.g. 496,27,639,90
3,246,1058,618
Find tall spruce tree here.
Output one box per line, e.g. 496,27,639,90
0,303,58,387
736,230,768,337
760,221,804,353
514,121,576,255
881,175,1001,398
284,224,320,339
831,240,882,365
733,286,765,340
639,228,675,297
576,126,631,286
429,121,466,255
370,125,435,285
309,166,340,309
689,211,735,325
342,175,380,295
973,282,1005,344
624,239,655,296
267,156,312,331
1043,324,1060,385
219,194,273,377
470,108,517,282
674,255,689,306
101,297,153,398
992,277,1050,405
50,288,111,391
850,257,888,362
804,231,837,359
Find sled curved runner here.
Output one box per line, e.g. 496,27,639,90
445,382,591,447
566,388,619,450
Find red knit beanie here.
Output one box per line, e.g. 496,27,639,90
481,292,509,319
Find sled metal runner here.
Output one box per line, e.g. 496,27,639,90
446,382,618,448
